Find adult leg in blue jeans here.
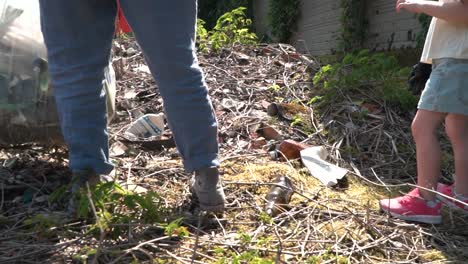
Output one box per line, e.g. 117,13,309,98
39,0,225,212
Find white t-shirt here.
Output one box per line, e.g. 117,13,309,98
420,1,468,63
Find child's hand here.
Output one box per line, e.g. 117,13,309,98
396,0,424,13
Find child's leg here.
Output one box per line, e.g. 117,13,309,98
445,114,468,196
379,109,445,224
412,109,446,200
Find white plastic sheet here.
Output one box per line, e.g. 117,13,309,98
300,146,348,187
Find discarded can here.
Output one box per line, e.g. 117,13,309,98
264,175,294,217
274,139,310,160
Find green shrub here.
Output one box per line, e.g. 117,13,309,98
198,0,252,30
197,7,257,52
312,50,416,112
65,181,168,239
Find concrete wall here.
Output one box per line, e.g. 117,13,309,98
254,0,422,56
291,0,342,55
252,0,270,40
366,0,422,51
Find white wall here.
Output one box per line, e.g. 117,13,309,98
254,0,422,56
291,0,342,55
366,0,422,51
253,0,270,40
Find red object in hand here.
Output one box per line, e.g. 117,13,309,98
116,0,132,33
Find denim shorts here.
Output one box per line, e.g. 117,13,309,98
418,58,468,115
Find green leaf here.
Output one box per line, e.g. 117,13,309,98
164,218,189,238
342,54,354,64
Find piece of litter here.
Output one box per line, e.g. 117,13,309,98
34,195,49,203
124,91,138,99
110,142,128,157
125,113,165,140
264,175,294,217
135,65,151,74
221,98,245,111
300,146,348,187
249,137,267,149
124,183,148,194
275,139,309,160
257,123,282,141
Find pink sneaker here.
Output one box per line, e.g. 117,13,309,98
380,188,442,224
437,184,468,212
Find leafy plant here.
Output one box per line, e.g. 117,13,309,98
209,7,257,52
49,185,68,203
71,181,168,238
23,214,61,237
213,246,226,256
268,0,301,43
258,212,273,224
164,218,189,238
291,114,303,127
198,0,252,30
72,246,97,264
255,236,272,247
196,18,209,53
237,232,253,245
268,84,281,92
197,7,257,52
307,95,323,105
313,50,417,112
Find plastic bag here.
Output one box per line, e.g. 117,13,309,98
0,0,116,145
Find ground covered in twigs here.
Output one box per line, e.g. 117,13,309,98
1,39,467,263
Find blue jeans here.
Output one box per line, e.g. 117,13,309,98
39,0,219,174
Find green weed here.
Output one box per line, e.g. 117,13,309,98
197,7,257,53
313,50,416,112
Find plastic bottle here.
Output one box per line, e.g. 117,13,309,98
264,176,294,217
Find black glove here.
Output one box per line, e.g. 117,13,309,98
408,62,432,95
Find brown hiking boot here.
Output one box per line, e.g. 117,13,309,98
190,167,226,212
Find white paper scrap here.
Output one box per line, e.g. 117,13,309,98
300,146,348,187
